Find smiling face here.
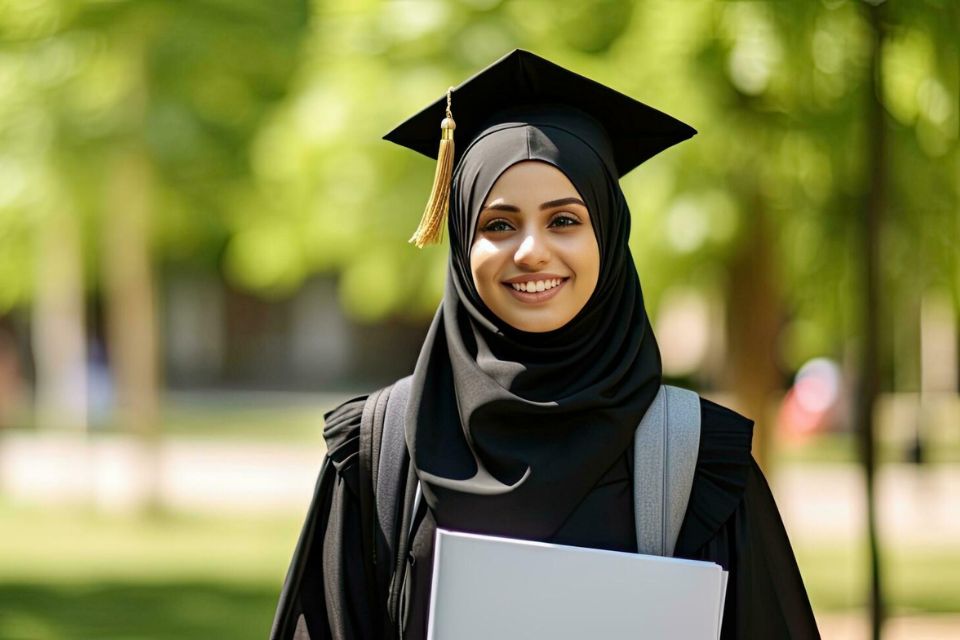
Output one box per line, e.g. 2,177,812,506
469,160,600,333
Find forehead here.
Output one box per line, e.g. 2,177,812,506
483,161,582,204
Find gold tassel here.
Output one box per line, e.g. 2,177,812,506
409,87,456,248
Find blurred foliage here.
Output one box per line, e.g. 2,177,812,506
0,0,957,370
0,0,309,297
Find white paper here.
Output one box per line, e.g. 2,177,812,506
428,528,728,640
717,570,729,635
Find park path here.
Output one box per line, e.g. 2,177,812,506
2,431,957,544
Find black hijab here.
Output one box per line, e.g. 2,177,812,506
404,104,662,540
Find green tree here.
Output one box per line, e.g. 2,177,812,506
0,0,309,508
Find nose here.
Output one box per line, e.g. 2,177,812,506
513,230,550,269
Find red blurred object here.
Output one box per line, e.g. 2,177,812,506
778,358,841,443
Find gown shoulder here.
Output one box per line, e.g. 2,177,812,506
321,392,368,479
321,376,412,484
674,396,755,556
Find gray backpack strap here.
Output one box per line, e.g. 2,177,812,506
633,384,701,557
377,374,413,543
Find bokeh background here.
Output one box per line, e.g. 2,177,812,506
1,0,958,638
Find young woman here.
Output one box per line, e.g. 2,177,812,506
271,50,820,640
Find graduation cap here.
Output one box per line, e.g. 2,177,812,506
384,49,696,248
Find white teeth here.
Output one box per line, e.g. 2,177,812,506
511,279,563,292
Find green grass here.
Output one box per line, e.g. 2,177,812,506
0,581,279,640
2,499,959,639
5,391,354,443
159,402,326,442
794,541,960,615
0,501,303,640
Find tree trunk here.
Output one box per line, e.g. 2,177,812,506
858,4,887,638
725,192,783,470
101,146,163,512
32,203,87,433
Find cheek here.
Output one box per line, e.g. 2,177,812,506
470,240,501,290
571,234,600,285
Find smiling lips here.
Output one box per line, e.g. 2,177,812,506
508,278,564,292
502,277,569,303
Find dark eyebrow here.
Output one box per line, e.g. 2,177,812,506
539,197,586,210
481,197,587,213
483,202,521,213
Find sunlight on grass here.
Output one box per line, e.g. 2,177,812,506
0,501,302,584
0,500,304,639
795,541,960,615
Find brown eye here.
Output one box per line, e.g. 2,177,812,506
550,214,581,228
482,219,513,233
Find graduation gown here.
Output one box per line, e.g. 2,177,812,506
270,394,821,640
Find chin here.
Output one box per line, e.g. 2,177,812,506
504,315,568,333
485,292,575,333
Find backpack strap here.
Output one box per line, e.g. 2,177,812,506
358,376,416,639
377,375,413,554
358,385,393,622
633,384,701,557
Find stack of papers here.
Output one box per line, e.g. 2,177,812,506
428,528,728,640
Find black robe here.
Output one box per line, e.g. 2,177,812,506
270,394,821,640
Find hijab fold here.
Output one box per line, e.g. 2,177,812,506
404,104,662,539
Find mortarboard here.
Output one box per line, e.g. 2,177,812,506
384,49,697,248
